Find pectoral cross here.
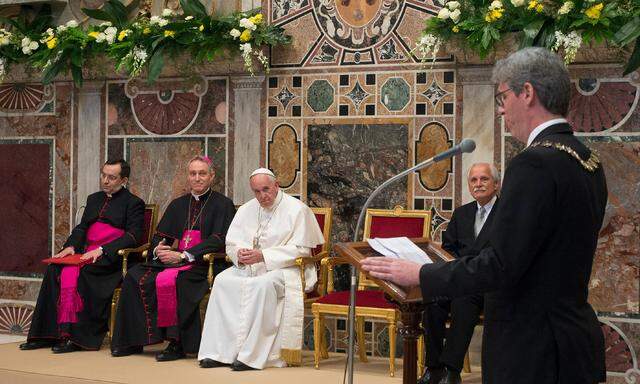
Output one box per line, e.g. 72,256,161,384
252,236,260,250
184,234,192,248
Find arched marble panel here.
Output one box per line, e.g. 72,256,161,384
268,124,300,188
415,122,452,191
0,84,54,113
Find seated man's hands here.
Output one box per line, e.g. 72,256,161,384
360,257,421,287
237,248,264,265
52,246,74,259
155,239,183,264
80,247,103,263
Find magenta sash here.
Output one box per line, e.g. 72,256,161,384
57,222,124,324
156,230,201,327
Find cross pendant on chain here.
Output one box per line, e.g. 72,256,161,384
184,234,192,247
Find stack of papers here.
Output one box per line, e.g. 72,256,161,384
366,237,433,264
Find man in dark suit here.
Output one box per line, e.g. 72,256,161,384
420,162,500,384
362,47,607,384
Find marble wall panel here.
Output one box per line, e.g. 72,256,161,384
267,75,303,118
0,83,73,271
107,83,146,136
190,78,227,135
0,142,51,274
0,278,42,302
206,136,227,195
307,123,408,289
126,138,205,215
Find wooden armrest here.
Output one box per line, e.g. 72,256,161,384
117,243,150,257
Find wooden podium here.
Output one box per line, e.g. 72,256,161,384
333,238,454,384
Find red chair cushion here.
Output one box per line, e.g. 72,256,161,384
312,212,326,256
141,208,153,246
369,216,426,238
315,290,397,309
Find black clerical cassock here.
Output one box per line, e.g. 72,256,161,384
111,189,235,354
27,187,145,349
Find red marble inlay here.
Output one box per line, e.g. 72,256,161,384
602,323,634,372
567,81,637,132
0,84,48,112
131,91,199,135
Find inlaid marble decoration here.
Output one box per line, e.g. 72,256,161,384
0,83,55,114
268,124,300,189
0,304,33,335
0,142,52,274
127,138,206,215
269,0,449,68
415,122,452,192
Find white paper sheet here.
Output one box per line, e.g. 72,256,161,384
366,237,433,264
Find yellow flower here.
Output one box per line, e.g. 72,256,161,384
198,24,204,32
88,31,100,39
485,8,504,22
527,0,537,10
143,27,151,35
46,37,57,49
536,4,543,12
452,25,460,33
584,3,603,19
249,13,263,25
117,29,130,41
164,30,176,37
240,29,251,42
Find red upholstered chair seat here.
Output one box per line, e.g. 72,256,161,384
369,216,427,238
315,290,397,309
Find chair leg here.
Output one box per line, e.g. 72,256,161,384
463,350,471,373
320,315,329,359
356,316,368,362
388,321,396,377
417,334,425,376
110,288,120,342
314,313,321,369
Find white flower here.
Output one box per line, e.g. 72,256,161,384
95,33,106,43
240,43,252,53
66,20,78,28
21,37,30,47
0,57,5,81
134,47,147,61
446,1,460,10
29,41,38,50
21,38,38,54
104,26,117,36
230,28,241,39
100,21,112,27
150,16,162,25
510,0,525,6
489,1,503,10
437,7,451,19
45,28,54,36
558,1,574,15
56,25,67,33
414,33,442,64
450,8,461,23
105,33,116,44
185,15,194,20
162,8,174,17
553,30,582,64
0,36,9,46
239,18,257,31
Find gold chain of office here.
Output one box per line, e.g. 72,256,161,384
530,141,600,172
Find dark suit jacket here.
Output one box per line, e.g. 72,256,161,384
419,123,607,384
441,198,499,259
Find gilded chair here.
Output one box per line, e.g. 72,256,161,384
109,203,158,339
312,205,431,376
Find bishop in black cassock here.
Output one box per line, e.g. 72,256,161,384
111,156,235,361
21,159,145,353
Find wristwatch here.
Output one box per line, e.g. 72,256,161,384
98,246,104,254
180,252,186,261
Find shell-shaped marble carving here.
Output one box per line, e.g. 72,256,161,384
0,304,33,335
567,80,638,133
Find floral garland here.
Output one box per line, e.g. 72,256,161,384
415,0,640,75
0,0,290,86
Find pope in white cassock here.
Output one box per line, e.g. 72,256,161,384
198,168,325,371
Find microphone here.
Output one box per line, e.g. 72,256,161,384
344,139,476,384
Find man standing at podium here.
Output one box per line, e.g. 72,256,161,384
419,162,500,384
362,47,607,384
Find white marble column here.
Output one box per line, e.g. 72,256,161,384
231,75,264,205
459,67,496,205
76,82,104,215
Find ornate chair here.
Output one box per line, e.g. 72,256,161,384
312,205,431,376
109,203,158,339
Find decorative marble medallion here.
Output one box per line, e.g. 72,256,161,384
0,84,55,113
275,86,296,110
0,304,33,335
567,80,638,133
268,124,301,188
307,79,335,112
423,80,448,106
415,122,452,191
380,77,410,111
345,80,370,112
378,38,405,61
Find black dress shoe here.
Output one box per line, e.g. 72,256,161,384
231,360,257,371
111,345,143,357
52,340,81,354
418,367,446,384
155,341,185,362
199,358,229,368
19,340,57,350
442,368,462,384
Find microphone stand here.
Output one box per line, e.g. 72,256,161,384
346,139,474,383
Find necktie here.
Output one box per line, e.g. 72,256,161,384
474,206,486,238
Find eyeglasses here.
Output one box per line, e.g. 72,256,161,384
494,88,512,107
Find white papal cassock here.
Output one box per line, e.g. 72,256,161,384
198,190,324,369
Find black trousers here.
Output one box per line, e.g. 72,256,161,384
423,294,484,372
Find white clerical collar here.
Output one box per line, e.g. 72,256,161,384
191,188,210,201
526,118,568,147
477,195,497,213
